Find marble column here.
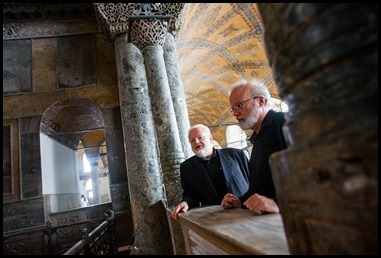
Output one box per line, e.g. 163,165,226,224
93,3,187,254
114,35,172,255
258,3,377,254
127,5,185,207
128,8,186,255
162,33,189,255
164,33,193,159
142,44,185,207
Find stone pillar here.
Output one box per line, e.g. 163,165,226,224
258,3,377,254
128,4,185,208
141,44,185,207
142,44,186,256
93,3,187,254
114,35,172,255
164,33,193,159
128,6,188,255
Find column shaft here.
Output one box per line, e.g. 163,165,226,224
114,35,172,255
163,33,193,159
143,45,185,207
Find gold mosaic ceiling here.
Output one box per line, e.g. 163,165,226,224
177,3,278,144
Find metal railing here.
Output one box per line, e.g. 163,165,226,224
3,210,117,255
63,210,117,255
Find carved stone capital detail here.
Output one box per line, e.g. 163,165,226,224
130,19,169,50
93,3,137,44
159,3,185,37
93,3,185,45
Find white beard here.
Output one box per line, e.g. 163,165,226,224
195,146,212,159
238,106,260,130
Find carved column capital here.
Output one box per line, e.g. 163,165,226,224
93,3,137,44
129,19,169,51
159,3,185,37
93,3,185,46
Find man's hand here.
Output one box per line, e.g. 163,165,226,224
221,193,241,208
171,201,189,220
243,193,279,215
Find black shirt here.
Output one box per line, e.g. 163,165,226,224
240,109,287,203
200,151,227,200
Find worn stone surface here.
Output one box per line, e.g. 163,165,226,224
103,108,128,187
20,116,43,199
143,45,185,207
57,34,97,88
164,33,193,159
32,38,57,93
259,3,378,255
2,10,130,254
3,197,45,232
3,39,32,94
178,206,289,255
114,37,172,255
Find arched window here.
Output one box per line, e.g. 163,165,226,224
226,125,250,158
212,140,221,149
271,97,288,112
226,125,247,149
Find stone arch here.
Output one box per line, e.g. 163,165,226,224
40,97,108,213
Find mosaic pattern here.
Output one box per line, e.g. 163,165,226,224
177,3,278,147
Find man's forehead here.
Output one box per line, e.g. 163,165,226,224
189,129,203,136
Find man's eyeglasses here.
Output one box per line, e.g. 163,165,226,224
229,96,259,114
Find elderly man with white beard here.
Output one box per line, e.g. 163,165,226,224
171,124,250,220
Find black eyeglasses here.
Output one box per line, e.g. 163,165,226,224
229,96,259,114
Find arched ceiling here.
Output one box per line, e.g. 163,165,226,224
40,98,105,150
176,3,277,145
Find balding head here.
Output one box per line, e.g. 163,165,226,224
188,124,214,160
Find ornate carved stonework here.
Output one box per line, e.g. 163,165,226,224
3,24,19,38
93,3,185,46
159,3,185,37
93,3,137,45
129,19,169,50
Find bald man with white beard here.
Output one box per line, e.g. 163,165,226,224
171,124,250,220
